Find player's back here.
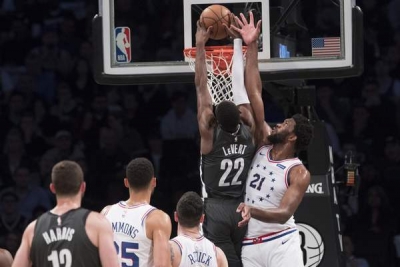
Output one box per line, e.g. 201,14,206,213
104,201,156,267
30,208,101,267
201,123,255,199
171,235,218,267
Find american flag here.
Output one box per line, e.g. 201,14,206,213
311,37,341,57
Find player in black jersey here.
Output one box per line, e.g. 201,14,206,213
12,160,119,267
195,21,256,267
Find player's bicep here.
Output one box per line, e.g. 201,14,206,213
11,222,35,267
168,241,181,267
148,211,172,267
97,217,119,267
279,166,310,216
216,247,228,267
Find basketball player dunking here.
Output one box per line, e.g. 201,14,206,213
232,12,314,267
195,21,256,267
169,192,228,267
12,160,119,267
101,158,172,267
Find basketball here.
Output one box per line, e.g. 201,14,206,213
200,5,231,40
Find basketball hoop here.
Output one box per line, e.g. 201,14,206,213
184,45,247,105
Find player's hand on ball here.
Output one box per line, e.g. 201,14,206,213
196,20,212,46
223,13,241,40
237,202,251,227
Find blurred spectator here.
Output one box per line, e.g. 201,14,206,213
0,191,27,244
343,235,370,267
160,91,197,140
0,166,51,220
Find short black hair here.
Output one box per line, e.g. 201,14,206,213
51,160,84,196
126,158,154,190
176,191,203,228
292,114,314,152
215,100,240,133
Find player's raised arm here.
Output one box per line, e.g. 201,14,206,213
11,221,35,267
232,12,272,147
195,20,215,153
147,210,172,267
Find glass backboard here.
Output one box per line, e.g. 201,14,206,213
93,0,363,85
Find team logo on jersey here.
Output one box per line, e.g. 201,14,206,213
276,163,286,170
115,27,131,63
296,223,325,267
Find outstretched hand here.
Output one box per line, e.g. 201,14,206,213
222,13,241,40
231,11,262,45
237,202,251,227
196,20,212,46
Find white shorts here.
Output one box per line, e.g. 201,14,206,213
241,228,304,267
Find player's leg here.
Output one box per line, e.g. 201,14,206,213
203,199,242,267
269,230,304,267
242,242,270,267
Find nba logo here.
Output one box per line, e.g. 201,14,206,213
115,27,131,63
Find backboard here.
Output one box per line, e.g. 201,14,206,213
93,0,363,85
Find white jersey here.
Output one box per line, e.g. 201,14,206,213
171,234,218,267
245,145,302,238
104,201,156,267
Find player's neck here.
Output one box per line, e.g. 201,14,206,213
126,190,151,206
270,144,296,160
178,225,202,239
52,196,81,215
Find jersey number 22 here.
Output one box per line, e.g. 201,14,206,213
219,158,244,187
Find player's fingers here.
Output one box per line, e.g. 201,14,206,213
206,25,213,34
249,11,254,25
238,216,250,227
256,20,262,31
236,202,245,212
240,13,248,25
235,15,244,28
230,24,241,34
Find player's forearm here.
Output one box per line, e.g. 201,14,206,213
245,42,264,128
250,207,291,224
195,43,208,93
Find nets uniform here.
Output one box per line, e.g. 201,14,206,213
30,208,101,267
103,201,156,267
201,123,255,267
242,145,303,267
171,235,218,267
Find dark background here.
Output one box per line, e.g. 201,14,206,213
0,0,400,266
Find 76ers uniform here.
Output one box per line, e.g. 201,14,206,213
200,123,255,267
171,235,218,267
103,202,156,267
242,145,304,267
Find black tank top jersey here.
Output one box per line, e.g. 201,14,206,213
201,123,255,199
30,208,101,267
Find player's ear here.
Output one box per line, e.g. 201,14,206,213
81,182,86,193
288,133,297,143
174,211,179,223
124,178,129,188
151,177,156,188
199,214,205,224
49,183,56,194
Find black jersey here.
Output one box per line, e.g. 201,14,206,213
201,123,255,199
30,208,101,267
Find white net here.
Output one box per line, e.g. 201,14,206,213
184,46,245,105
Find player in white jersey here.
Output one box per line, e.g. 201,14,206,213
169,192,228,267
102,158,172,267
231,12,314,267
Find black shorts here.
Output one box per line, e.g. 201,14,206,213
203,197,247,267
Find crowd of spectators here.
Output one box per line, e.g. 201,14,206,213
0,0,399,266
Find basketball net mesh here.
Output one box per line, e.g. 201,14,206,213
184,46,246,105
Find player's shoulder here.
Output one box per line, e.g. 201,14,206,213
100,204,114,215
87,211,113,230
289,164,310,182
147,208,170,223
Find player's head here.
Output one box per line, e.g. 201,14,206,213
175,191,204,228
50,160,85,197
125,157,155,192
215,100,240,133
268,114,314,152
